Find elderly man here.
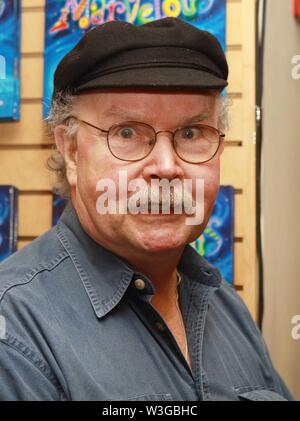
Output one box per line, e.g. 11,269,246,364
0,18,293,401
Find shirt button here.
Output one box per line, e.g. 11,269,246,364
134,278,146,291
155,322,165,332
202,269,212,277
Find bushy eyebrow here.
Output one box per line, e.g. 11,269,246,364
102,106,213,125
185,112,213,124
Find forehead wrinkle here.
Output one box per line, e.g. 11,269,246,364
101,105,214,126
102,105,149,121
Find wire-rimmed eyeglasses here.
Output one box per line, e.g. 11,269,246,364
69,116,225,164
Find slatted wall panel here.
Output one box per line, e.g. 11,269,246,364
0,0,257,318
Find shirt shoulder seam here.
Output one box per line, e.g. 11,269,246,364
0,251,70,306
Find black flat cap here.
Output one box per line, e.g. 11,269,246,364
53,17,228,98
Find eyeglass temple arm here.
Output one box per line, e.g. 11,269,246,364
67,116,108,134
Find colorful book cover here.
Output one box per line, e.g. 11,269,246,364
43,0,226,117
191,185,235,284
0,185,19,262
0,0,21,120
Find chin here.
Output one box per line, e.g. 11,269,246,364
135,230,187,253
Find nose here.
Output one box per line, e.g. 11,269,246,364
142,131,184,181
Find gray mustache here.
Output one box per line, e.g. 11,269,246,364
126,187,196,213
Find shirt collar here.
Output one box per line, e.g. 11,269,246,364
56,200,222,319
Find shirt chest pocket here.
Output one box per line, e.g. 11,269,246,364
238,389,288,401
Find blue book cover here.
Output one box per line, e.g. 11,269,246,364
0,0,21,120
0,185,19,262
43,0,226,117
191,186,235,284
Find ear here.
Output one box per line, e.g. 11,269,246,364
54,125,78,188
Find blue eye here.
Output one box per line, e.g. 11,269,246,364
180,127,200,140
182,128,194,139
119,127,134,138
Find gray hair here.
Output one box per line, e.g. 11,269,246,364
46,90,230,198
45,91,79,198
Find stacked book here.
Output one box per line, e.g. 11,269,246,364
0,0,21,121
0,185,18,262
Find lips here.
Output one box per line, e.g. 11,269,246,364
152,204,176,215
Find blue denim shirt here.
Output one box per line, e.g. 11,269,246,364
0,201,293,401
